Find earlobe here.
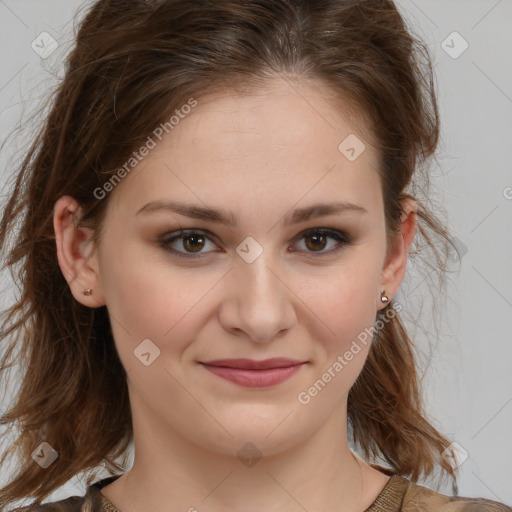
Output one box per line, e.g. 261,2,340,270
53,195,105,308
377,198,417,309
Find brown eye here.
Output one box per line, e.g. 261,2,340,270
292,228,352,256
159,227,353,260
159,229,219,258
181,234,206,253
304,232,328,252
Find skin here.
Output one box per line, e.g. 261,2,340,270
54,76,416,512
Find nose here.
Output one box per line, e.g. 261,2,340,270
218,248,296,344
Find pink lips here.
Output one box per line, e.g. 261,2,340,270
199,358,306,388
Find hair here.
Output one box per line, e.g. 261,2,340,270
0,0,462,508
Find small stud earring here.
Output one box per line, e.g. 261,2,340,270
83,289,93,296
380,290,389,303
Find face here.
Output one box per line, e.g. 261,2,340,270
66,76,409,458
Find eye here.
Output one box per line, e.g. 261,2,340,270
158,229,219,259
290,228,353,257
159,227,353,259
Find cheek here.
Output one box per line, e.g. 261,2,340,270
295,273,380,408
98,238,219,370
99,227,383,374
301,261,381,350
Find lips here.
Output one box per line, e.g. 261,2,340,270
200,358,305,370
199,358,307,388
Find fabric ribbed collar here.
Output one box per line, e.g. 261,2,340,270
86,473,410,512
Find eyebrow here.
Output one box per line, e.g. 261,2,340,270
135,200,368,227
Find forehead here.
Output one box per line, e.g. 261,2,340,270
106,77,382,218
173,76,373,150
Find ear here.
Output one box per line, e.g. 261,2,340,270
377,197,417,310
53,195,105,308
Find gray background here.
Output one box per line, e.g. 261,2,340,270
0,0,511,506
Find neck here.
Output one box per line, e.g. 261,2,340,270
101,391,390,512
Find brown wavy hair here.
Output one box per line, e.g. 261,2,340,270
0,0,461,508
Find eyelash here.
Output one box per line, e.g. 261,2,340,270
158,228,353,259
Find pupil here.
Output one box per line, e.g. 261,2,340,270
184,235,204,252
306,234,326,251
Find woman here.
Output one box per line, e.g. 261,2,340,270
0,0,510,511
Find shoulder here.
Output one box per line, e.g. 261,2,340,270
7,475,121,512
402,478,512,512
8,480,111,512
9,495,85,512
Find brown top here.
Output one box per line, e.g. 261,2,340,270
11,473,512,512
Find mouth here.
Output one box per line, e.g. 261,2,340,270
201,358,306,370
198,358,307,388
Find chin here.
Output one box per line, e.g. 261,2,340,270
196,414,312,458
